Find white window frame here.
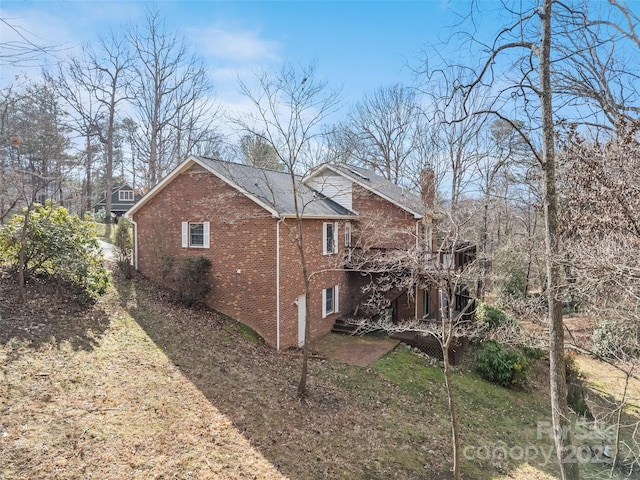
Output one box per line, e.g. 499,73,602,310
118,190,134,201
182,221,210,248
322,285,339,318
344,222,351,248
323,222,338,255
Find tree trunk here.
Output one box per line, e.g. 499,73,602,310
442,308,461,480
539,1,580,478
296,218,312,398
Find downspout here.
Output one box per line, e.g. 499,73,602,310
276,217,282,351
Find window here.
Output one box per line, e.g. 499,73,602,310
323,222,338,255
344,222,351,248
322,285,339,318
423,288,430,318
119,190,134,201
181,221,210,248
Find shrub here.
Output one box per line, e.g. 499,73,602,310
592,320,639,360
114,218,133,278
565,351,591,417
501,270,528,298
475,341,532,388
476,302,517,328
0,202,109,298
166,255,212,306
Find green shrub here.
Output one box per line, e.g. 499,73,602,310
114,218,133,278
476,302,517,328
592,320,639,359
500,270,528,298
167,256,212,306
475,341,532,388
0,202,109,298
565,351,591,417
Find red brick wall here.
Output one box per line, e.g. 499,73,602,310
132,165,436,348
351,184,418,250
277,218,349,348
133,167,280,345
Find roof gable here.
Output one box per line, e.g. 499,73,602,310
304,164,425,219
126,156,355,219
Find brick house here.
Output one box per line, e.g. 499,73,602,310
126,155,439,350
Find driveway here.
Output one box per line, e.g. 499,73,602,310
98,240,115,262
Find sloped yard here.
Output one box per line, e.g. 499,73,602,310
1,271,637,479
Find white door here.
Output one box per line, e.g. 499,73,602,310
297,294,306,347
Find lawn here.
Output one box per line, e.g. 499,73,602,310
1,271,638,479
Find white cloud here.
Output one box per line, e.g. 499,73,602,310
190,24,280,63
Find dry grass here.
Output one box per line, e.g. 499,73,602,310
1,270,638,479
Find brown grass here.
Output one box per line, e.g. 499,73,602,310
1,270,638,479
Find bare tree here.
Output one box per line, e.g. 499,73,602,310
233,62,341,397
347,202,478,480
0,17,62,68
332,84,425,185
128,8,214,188
441,1,581,477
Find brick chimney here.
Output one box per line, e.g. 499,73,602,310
420,167,435,209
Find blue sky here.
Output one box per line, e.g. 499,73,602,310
1,0,480,120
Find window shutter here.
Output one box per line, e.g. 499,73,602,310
322,288,327,318
334,285,339,313
333,222,338,253
322,223,328,255
181,222,189,247
203,222,210,248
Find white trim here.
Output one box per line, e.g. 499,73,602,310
182,222,189,248
322,288,328,318
323,222,338,255
322,285,338,318
203,221,210,248
276,220,281,351
126,156,281,219
183,221,209,249
279,213,357,220
118,190,134,201
344,222,352,248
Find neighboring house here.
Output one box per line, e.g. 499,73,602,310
93,184,143,221
126,155,443,350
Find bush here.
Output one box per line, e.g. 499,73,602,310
476,302,517,328
565,351,591,417
114,218,133,278
592,320,639,359
0,202,109,298
501,270,528,298
166,255,212,306
475,341,532,388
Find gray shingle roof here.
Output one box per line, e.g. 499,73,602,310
195,156,355,217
